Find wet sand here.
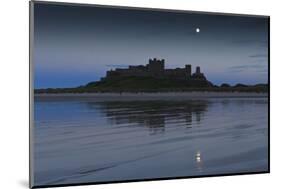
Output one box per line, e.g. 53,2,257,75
33,97,268,185
34,92,268,101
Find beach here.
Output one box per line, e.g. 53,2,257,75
33,96,268,185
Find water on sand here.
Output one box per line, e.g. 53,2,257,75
33,97,268,185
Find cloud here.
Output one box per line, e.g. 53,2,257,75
249,54,268,58
232,40,268,48
106,64,129,68
228,64,267,73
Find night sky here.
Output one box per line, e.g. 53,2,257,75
33,2,269,88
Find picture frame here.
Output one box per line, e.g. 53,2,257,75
29,1,270,188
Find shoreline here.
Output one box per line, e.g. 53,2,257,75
34,92,268,101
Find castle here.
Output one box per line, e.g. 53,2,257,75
103,58,207,81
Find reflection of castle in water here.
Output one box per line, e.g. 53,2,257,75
87,100,208,135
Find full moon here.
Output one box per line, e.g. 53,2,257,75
196,28,200,33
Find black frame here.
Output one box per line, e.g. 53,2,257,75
29,1,270,188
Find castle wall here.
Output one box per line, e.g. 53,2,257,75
164,68,187,80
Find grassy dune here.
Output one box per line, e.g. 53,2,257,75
35,76,268,93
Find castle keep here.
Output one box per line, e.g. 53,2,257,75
103,58,207,81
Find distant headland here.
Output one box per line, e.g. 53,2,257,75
35,58,268,94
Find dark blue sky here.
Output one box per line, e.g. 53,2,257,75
33,2,268,89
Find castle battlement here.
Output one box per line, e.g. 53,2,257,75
104,58,206,81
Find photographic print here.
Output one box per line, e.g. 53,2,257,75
30,1,269,188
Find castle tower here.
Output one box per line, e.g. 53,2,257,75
160,59,165,70
148,58,165,77
185,64,191,77
196,66,201,74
